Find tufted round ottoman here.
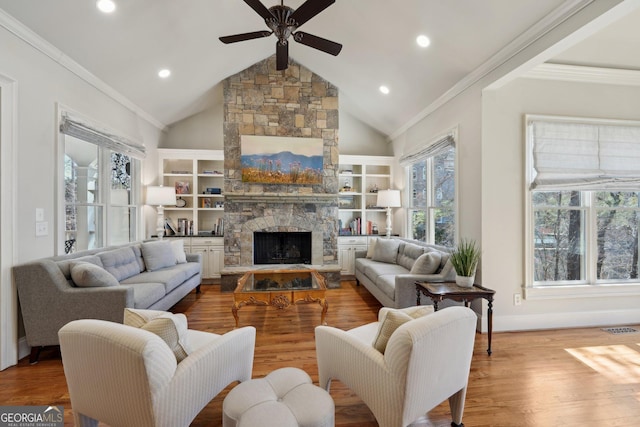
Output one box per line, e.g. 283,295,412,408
222,367,334,427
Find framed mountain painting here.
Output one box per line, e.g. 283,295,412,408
240,135,323,185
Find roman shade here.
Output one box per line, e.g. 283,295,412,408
529,118,640,190
399,132,455,167
60,114,146,159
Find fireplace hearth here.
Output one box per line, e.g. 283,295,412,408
254,232,312,265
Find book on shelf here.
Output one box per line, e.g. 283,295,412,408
164,218,177,235
212,218,224,236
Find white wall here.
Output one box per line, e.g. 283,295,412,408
338,110,391,156
160,96,391,155
0,26,163,262
482,77,640,331
0,23,163,363
389,0,632,332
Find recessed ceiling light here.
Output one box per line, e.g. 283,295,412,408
416,35,431,48
379,85,390,95
158,69,171,79
96,0,116,14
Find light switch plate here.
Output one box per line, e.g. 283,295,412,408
35,221,48,237
35,208,44,222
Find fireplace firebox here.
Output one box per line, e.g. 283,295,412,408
254,232,312,265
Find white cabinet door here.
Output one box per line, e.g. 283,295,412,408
190,246,210,278
338,245,354,275
338,236,368,275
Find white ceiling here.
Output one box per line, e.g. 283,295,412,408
0,0,636,137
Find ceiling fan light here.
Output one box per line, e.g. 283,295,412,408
416,35,431,48
96,0,116,14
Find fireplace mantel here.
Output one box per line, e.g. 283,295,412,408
225,193,338,204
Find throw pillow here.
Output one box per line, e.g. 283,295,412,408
371,238,400,264
123,308,191,362
366,238,378,259
141,240,176,272
372,310,412,353
141,313,190,362
171,239,188,264
378,305,434,324
124,307,170,328
410,251,442,275
70,262,119,288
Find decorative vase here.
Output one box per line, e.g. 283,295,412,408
455,275,475,288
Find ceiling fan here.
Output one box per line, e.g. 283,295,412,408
219,0,342,71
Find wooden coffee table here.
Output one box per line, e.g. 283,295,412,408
232,268,328,327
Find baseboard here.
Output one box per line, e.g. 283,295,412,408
492,308,640,332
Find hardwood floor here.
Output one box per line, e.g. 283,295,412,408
1,280,639,426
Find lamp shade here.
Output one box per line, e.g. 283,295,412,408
377,189,401,208
146,186,176,206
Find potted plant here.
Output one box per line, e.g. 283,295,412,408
450,239,481,288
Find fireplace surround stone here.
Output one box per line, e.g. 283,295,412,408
222,55,340,278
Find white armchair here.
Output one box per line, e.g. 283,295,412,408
58,318,256,427
315,306,477,427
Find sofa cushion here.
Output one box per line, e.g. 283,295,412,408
124,308,191,362
98,247,141,282
360,259,408,279
122,283,167,309
120,262,200,293
411,251,442,275
131,245,146,272
375,274,398,301
397,242,425,270
141,240,177,272
371,238,400,264
366,237,378,259
58,255,104,279
70,262,119,288
171,239,187,264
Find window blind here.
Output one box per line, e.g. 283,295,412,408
530,119,640,191
399,134,455,167
60,115,146,159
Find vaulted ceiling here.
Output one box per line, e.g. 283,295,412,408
0,0,638,137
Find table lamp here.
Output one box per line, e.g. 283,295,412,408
146,186,176,239
377,189,401,237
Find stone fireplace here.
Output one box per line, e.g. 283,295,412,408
220,55,341,290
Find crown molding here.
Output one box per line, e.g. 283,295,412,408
0,9,167,131
523,62,640,86
388,0,595,141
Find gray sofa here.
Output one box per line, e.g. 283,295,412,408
355,237,455,308
13,239,202,363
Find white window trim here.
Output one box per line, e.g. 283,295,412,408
524,114,640,299
56,104,142,254
404,127,459,244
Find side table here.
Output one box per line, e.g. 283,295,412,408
416,281,496,355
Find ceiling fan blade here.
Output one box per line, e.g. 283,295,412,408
219,30,272,44
289,0,335,28
276,41,289,71
243,0,275,21
293,32,342,56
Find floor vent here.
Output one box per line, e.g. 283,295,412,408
602,327,638,334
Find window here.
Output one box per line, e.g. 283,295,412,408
401,133,456,246
59,112,144,253
528,116,640,287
